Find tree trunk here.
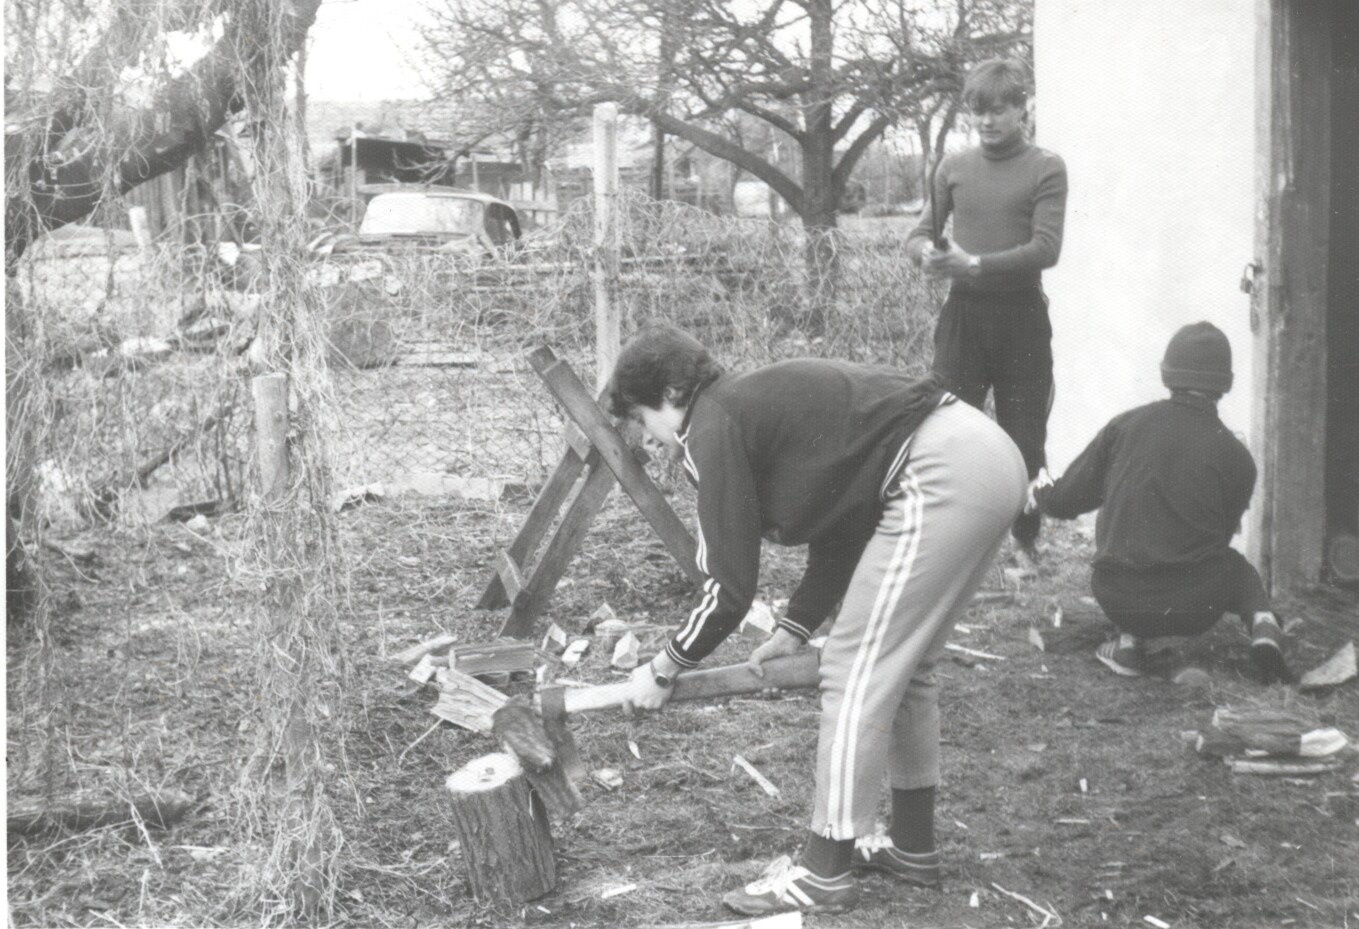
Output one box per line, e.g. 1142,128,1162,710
446,752,558,904
796,0,840,337
3,0,325,264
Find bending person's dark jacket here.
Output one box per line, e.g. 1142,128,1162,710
1034,393,1256,570
665,360,945,668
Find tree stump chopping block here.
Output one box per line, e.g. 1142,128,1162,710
446,752,557,904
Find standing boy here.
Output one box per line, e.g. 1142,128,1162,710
1030,322,1291,682
607,323,1028,915
906,57,1068,559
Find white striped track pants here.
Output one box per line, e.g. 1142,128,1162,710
811,399,1027,840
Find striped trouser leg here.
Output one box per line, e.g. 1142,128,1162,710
811,400,1027,839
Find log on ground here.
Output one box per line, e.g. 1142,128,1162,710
8,787,194,836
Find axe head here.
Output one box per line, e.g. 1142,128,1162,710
489,687,587,785
490,696,556,771
539,686,587,785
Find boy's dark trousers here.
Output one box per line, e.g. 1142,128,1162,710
931,284,1053,544
1090,549,1273,638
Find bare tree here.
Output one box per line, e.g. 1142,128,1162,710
4,0,325,266
420,0,1030,325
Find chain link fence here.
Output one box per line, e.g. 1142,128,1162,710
13,190,942,533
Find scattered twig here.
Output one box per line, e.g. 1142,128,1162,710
946,643,1007,661
397,719,444,766
991,882,1062,927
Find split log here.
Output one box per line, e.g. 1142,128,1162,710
446,752,557,903
1226,758,1341,776
429,668,509,732
1212,706,1317,742
1197,726,1349,759
1195,729,1302,757
7,787,193,836
656,918,802,929
451,640,537,677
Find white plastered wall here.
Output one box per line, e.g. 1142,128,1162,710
1033,1,1257,480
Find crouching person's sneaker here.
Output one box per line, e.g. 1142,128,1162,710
723,856,859,916
853,835,941,887
1250,616,1292,683
1096,639,1145,677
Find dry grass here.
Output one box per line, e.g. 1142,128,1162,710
8,481,1359,927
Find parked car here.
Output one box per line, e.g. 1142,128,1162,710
320,187,524,257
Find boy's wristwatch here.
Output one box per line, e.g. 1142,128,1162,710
967,255,981,277
649,660,676,688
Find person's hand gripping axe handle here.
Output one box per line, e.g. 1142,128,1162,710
491,649,822,778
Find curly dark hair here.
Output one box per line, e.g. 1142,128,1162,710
605,323,725,418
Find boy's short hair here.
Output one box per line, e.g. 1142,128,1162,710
605,323,724,418
963,58,1031,112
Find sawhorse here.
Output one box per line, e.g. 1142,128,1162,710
477,345,703,639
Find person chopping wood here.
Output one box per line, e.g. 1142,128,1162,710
604,323,1028,916
1028,321,1292,682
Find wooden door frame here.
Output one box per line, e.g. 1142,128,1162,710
1249,0,1333,593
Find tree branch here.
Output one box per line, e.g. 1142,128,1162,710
5,0,325,264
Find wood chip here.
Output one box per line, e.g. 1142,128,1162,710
592,768,623,790
732,755,780,797
560,639,591,668
541,624,568,655
1299,641,1356,691
611,632,640,670
600,883,637,899
1227,758,1341,776
945,643,1007,661
1143,916,1170,928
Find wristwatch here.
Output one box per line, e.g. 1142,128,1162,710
967,255,982,277
649,660,676,688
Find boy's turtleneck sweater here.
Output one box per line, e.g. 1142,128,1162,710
906,137,1068,294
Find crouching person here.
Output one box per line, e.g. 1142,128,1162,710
1030,321,1291,682
606,323,1027,915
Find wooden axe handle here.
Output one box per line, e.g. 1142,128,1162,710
553,650,821,715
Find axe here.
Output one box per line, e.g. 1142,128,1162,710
491,649,821,810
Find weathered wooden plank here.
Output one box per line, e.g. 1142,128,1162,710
476,442,588,610
497,449,617,638
528,346,701,586
1251,0,1332,593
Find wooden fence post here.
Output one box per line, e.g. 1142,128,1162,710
592,102,620,393
251,371,326,916
253,374,289,501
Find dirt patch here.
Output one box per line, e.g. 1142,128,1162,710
7,494,1358,928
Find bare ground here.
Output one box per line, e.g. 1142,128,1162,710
7,485,1358,928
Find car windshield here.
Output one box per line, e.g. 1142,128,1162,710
360,194,483,237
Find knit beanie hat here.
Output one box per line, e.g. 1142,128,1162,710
1161,322,1233,394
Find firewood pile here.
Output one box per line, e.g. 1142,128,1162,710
1186,706,1351,776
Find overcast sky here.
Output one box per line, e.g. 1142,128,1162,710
306,0,433,102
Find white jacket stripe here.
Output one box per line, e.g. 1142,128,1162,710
827,465,924,836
